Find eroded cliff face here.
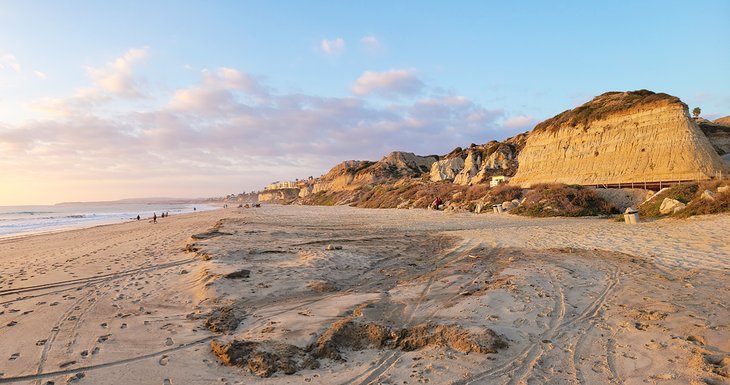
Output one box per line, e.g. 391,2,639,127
698,117,730,164
312,152,436,193
430,157,464,182
258,188,300,203
510,91,727,187
430,134,527,185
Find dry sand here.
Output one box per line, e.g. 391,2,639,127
0,205,728,385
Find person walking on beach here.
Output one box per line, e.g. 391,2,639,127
153,213,157,223
136,215,140,221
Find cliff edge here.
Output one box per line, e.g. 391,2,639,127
511,90,727,187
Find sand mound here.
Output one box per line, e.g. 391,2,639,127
307,279,339,292
312,320,506,360
212,319,506,377
205,302,247,333
211,340,319,377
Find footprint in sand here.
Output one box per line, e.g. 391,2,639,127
36,339,47,346
80,350,89,358
97,335,110,343
165,337,174,346
66,372,85,383
163,379,173,385
58,360,76,368
158,355,169,366
7,321,17,327
91,347,100,355
120,323,127,329
9,353,19,360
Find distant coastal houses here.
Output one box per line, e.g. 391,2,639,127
264,181,297,190
264,178,312,191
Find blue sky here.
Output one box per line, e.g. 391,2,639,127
0,1,728,204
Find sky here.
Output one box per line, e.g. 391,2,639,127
0,1,728,205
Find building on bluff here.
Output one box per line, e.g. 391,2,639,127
510,90,728,187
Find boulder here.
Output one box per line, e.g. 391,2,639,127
659,198,686,215
701,189,716,201
501,201,515,211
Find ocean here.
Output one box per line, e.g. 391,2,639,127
0,202,219,238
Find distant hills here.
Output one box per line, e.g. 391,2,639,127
55,197,205,205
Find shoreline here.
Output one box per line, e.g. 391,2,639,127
0,204,223,241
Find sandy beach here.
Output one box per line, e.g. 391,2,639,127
0,206,728,385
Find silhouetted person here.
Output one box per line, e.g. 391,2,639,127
153,213,157,223
136,215,140,221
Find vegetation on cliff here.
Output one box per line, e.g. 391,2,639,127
532,90,683,134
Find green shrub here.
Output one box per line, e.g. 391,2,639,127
512,184,616,217
487,184,522,205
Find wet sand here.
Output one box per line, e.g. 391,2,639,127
0,206,728,385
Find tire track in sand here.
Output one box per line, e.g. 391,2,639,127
343,238,479,385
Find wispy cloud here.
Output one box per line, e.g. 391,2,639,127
2,50,516,201
360,35,383,54
321,38,345,55
351,69,424,98
503,115,535,131
28,48,149,117
170,67,269,113
33,70,48,80
0,53,21,72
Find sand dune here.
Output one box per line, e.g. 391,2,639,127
0,206,728,385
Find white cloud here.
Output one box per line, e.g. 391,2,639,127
0,54,21,72
4,62,513,202
170,67,269,112
321,38,345,55
87,47,148,97
28,48,149,117
502,116,535,132
33,70,48,80
360,35,382,52
351,69,424,98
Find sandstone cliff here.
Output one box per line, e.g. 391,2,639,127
258,188,300,203
714,116,730,126
430,134,527,185
510,90,727,187
311,152,437,194
698,117,730,165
